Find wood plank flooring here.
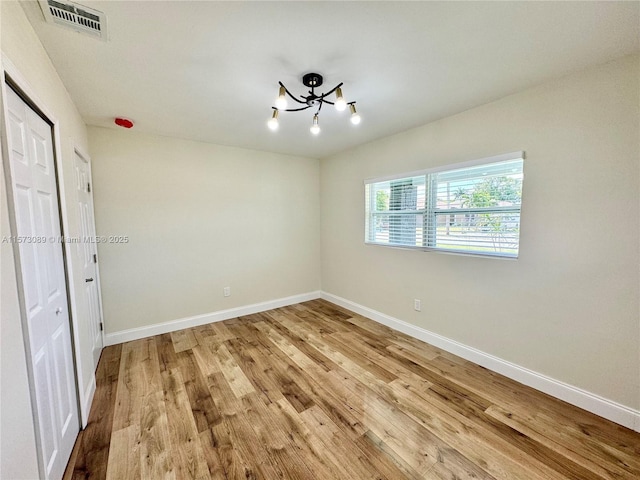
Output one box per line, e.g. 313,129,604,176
64,299,640,480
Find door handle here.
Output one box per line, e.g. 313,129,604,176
85,278,94,283
55,307,63,315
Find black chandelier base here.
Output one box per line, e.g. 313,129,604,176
302,73,323,88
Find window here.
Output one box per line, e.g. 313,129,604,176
365,152,524,258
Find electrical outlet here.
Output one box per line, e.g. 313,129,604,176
414,299,421,311
223,286,231,297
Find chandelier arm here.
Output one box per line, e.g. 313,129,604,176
278,81,306,105
315,100,324,116
319,82,344,99
281,105,313,112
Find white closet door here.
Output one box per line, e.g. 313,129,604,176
74,150,103,369
5,85,79,480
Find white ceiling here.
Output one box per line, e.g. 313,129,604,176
23,1,640,159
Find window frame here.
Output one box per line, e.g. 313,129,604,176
364,151,525,258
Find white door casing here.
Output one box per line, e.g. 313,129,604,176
5,85,79,480
74,150,103,369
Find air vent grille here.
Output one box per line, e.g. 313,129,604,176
40,0,107,40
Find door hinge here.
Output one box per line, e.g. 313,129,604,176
93,253,97,263
87,182,91,193
100,322,103,332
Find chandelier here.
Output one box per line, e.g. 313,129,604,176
267,73,361,135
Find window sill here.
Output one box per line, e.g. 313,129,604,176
364,241,519,260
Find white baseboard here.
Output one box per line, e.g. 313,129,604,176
104,291,321,346
80,376,96,428
321,291,640,433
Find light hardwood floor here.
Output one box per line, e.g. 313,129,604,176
64,299,640,479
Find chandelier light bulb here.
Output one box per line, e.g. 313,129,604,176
267,109,279,131
334,87,347,111
310,114,321,135
275,86,288,110
349,103,361,125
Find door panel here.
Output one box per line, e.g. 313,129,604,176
32,347,58,474
5,85,79,480
39,191,61,298
31,132,50,172
15,185,43,315
51,324,74,433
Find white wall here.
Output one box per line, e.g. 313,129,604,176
1,1,97,475
321,55,640,411
88,127,321,336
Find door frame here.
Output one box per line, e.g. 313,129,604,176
73,145,106,363
1,55,85,477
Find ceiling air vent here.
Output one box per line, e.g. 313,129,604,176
39,0,107,40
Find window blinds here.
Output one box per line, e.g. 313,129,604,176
365,153,524,258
